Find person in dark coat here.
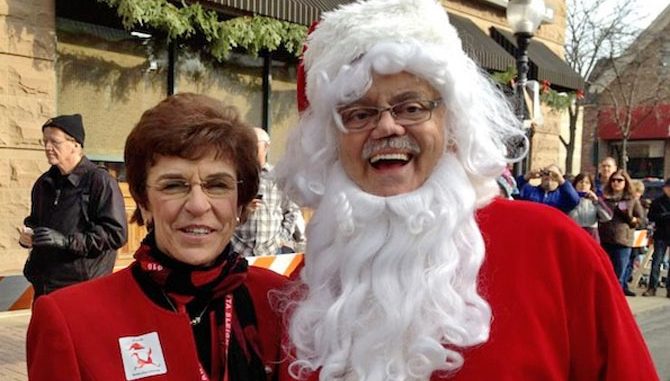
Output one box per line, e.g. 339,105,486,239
643,178,670,298
18,114,127,299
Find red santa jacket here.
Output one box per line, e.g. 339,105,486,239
27,265,292,381
298,199,659,380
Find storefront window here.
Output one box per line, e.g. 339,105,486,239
269,61,299,164
56,18,168,163
611,140,665,178
174,50,298,162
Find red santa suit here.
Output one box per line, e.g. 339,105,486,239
300,199,659,380
26,266,291,381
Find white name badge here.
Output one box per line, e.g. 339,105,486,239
118,332,168,380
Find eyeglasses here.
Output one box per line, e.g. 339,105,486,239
147,177,241,200
337,98,442,132
610,178,625,183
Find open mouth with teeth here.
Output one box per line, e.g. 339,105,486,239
180,226,214,236
369,152,413,170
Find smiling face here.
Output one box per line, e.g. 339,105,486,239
336,72,446,197
141,153,240,266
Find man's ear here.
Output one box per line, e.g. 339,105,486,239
73,143,83,156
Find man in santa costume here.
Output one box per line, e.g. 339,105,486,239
275,0,658,380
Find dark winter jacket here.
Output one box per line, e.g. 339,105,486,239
23,157,127,292
648,193,670,241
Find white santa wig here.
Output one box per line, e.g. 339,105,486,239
276,0,525,208
274,0,525,379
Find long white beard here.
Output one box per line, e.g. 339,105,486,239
288,153,492,381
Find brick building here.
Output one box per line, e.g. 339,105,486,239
584,5,670,179
0,0,580,303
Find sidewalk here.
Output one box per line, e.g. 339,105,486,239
0,311,31,381
2,294,669,381
627,289,670,319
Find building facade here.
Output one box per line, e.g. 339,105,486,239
0,0,579,304
583,5,670,179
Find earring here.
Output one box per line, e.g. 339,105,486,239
236,216,240,223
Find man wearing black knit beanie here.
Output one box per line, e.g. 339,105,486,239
17,113,128,299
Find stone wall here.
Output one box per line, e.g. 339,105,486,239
0,0,56,275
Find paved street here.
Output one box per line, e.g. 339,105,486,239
2,293,669,381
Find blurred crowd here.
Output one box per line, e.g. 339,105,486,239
500,156,670,298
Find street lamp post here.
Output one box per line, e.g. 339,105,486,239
506,0,545,177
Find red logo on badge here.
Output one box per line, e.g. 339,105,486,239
128,343,159,369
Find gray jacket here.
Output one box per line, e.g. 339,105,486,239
569,197,612,228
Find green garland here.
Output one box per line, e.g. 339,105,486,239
540,87,577,111
491,66,582,111
96,0,308,60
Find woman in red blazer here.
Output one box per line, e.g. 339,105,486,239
27,93,291,381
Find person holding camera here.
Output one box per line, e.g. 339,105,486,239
516,164,580,213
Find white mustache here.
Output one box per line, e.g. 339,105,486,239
361,136,421,160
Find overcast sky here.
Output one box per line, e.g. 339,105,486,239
628,0,669,28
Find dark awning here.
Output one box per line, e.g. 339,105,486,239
448,13,515,72
490,27,584,90
57,17,132,42
199,0,354,26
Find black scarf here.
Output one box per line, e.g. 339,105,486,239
133,232,267,381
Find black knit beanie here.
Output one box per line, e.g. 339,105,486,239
42,114,85,147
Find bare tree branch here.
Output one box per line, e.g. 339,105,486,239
560,0,643,173
595,27,670,170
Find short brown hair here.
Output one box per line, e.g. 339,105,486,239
124,93,259,225
572,172,595,191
